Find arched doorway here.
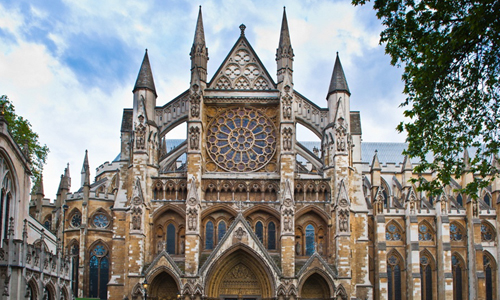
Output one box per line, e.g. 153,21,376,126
149,271,180,300
205,248,274,299
300,273,330,300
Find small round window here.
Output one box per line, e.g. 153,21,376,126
93,214,110,228
71,213,82,228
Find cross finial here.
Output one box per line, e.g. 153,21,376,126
239,24,246,36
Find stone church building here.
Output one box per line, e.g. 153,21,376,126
30,8,499,300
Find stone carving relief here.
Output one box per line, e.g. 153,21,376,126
282,208,294,232
374,188,385,215
281,85,293,120
135,118,146,150
187,208,198,231
282,127,293,151
189,126,200,150
235,227,247,240
338,209,349,232
131,207,142,230
335,117,347,152
190,84,201,118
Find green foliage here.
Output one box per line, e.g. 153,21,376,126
0,95,49,188
353,0,500,197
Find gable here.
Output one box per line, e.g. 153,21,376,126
208,36,276,91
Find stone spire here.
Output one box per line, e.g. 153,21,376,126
81,150,90,187
190,6,208,83
276,7,294,84
371,150,381,171
133,50,157,96
36,175,44,196
327,53,350,98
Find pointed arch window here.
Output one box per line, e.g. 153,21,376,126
452,254,464,300
70,244,80,297
255,221,263,243
481,222,495,242
418,222,434,241
386,222,403,241
166,224,176,254
387,253,402,300
0,156,14,240
89,244,109,300
268,221,276,250
205,221,214,249
305,224,315,255
484,252,496,300
218,221,226,243
420,254,433,300
484,193,491,207
456,194,463,206
450,223,464,241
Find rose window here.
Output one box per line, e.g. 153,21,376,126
207,107,277,172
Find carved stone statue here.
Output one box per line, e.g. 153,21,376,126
189,127,200,150
295,241,301,256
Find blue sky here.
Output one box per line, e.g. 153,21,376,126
0,0,406,198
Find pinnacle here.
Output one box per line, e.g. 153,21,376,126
278,7,292,50
327,53,350,98
193,6,206,46
133,50,157,96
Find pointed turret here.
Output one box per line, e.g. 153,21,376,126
81,150,90,187
276,7,294,84
371,150,381,171
133,50,156,96
327,53,350,98
190,6,208,83
133,50,157,121
35,175,44,196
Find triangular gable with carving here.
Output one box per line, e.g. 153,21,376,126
198,213,281,278
208,27,276,91
335,179,350,207
143,250,183,278
131,177,144,205
296,252,337,281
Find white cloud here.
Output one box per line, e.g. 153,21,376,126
0,0,406,199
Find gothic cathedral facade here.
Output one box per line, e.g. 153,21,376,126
31,8,499,300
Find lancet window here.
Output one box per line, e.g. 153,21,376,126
166,223,176,254
484,252,496,300
387,252,402,300
218,221,226,243
255,221,264,243
305,224,315,255
452,254,464,300
89,243,109,300
268,221,276,250
420,253,433,300
205,221,214,249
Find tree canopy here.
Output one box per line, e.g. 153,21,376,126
353,0,500,196
0,95,49,188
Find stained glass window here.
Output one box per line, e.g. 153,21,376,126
484,253,494,300
387,254,402,300
255,221,263,243
71,213,81,228
89,244,109,300
93,214,109,228
206,221,214,249
456,194,463,206
166,224,176,254
481,222,495,242
206,107,277,172
268,222,276,250
386,223,402,241
218,221,226,243
450,223,464,241
44,220,51,231
452,255,463,300
418,223,433,241
71,244,79,297
420,254,432,300
484,193,491,207
305,224,315,255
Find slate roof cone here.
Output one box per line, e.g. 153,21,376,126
327,53,350,98
133,50,157,96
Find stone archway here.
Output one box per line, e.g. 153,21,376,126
300,273,330,300
149,271,180,300
205,248,274,299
